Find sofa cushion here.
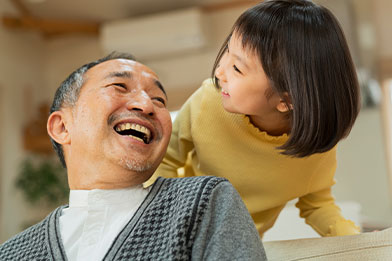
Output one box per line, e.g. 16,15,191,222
263,227,392,260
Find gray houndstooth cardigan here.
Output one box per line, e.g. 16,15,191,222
0,176,266,260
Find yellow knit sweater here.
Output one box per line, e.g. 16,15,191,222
146,79,360,237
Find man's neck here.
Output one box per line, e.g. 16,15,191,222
67,168,150,190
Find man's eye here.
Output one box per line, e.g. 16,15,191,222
233,65,242,74
153,97,166,106
113,83,127,89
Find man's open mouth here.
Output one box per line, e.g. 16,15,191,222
114,123,152,144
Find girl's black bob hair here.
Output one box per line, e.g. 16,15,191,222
212,0,360,157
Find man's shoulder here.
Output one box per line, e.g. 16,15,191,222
0,218,48,258
151,176,233,214
156,176,229,194
0,207,61,260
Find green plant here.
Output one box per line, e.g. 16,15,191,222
16,155,68,206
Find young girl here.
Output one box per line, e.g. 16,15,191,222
147,0,361,237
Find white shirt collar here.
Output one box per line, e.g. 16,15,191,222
61,185,151,261
68,185,148,208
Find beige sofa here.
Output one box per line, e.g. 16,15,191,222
264,227,392,260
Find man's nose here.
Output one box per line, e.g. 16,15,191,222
126,91,155,116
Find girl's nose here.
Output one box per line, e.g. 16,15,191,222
215,52,229,83
126,91,155,116
215,63,227,83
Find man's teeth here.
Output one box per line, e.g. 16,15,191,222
115,123,151,140
129,136,144,143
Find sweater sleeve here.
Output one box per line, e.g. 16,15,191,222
191,181,267,261
296,187,360,236
295,148,360,236
144,81,207,187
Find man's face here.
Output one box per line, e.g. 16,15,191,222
64,59,172,185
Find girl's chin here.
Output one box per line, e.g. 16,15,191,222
222,104,239,114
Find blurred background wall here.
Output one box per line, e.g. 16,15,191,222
1,0,392,243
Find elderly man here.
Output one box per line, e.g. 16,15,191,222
0,53,266,260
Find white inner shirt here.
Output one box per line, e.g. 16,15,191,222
59,186,150,261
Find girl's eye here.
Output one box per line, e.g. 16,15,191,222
153,97,166,106
233,65,242,74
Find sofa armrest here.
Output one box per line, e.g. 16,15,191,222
264,227,392,260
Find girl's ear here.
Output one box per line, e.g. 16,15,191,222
276,93,293,113
47,110,71,145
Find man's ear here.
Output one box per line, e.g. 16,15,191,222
276,93,293,113
47,110,71,145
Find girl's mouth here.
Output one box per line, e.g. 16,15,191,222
221,90,230,97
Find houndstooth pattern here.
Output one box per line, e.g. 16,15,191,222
110,176,224,261
0,217,51,261
0,176,226,261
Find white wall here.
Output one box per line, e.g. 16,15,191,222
335,108,392,227
372,0,392,59
0,26,46,242
315,0,359,65
43,35,104,99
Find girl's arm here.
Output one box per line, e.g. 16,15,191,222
296,185,360,236
295,147,360,236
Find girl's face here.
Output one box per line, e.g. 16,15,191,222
215,32,283,120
